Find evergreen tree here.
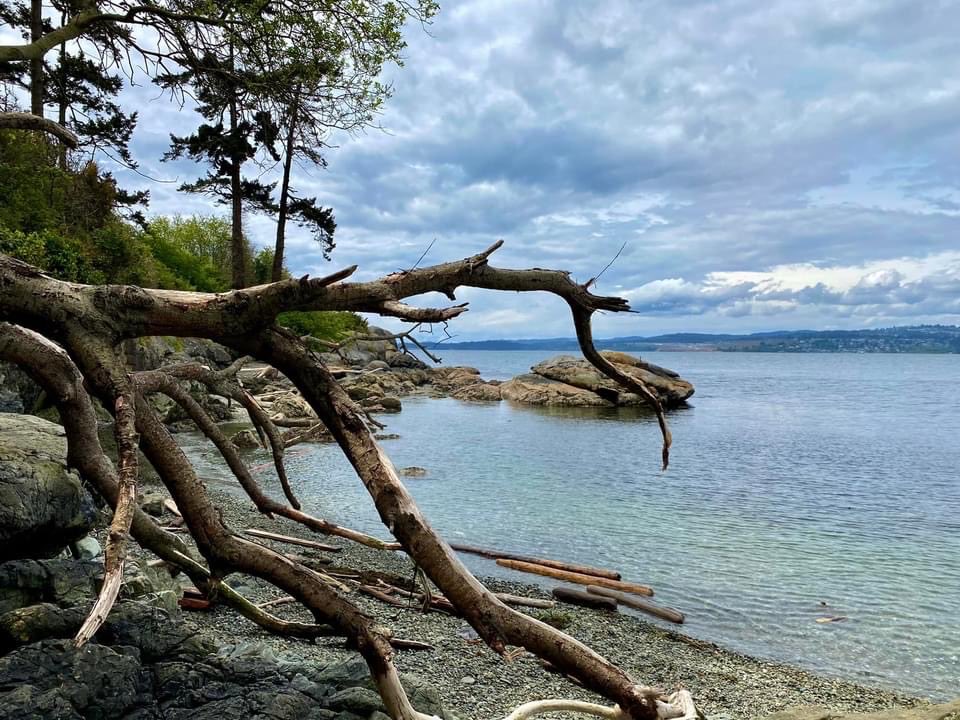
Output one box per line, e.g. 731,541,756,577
163,51,279,289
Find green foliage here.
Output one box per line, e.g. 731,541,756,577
277,310,367,342
144,215,234,291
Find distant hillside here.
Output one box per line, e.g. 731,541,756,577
429,325,960,353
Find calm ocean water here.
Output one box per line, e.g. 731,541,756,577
187,350,960,700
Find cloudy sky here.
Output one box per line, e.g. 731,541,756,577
116,1,960,338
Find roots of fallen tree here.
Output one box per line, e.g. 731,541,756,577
0,243,696,720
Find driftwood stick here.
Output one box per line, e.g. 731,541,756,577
494,593,557,609
497,560,654,597
586,587,685,624
451,543,621,581
258,596,296,609
243,528,341,552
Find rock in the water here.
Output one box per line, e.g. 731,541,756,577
505,352,695,408
451,383,503,402
500,373,613,407
379,396,402,412
0,414,97,561
387,352,428,370
399,466,427,478
230,429,262,449
271,392,315,419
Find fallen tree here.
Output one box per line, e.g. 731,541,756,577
0,240,694,720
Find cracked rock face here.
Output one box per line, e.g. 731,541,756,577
0,555,452,720
0,414,97,561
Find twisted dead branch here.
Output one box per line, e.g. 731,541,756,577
0,242,691,720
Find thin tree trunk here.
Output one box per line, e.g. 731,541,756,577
57,9,67,169
29,0,43,117
272,97,298,282
228,43,245,289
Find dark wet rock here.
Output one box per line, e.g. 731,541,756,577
122,337,234,372
387,353,429,370
0,556,452,720
0,362,41,415
0,557,179,621
0,414,97,561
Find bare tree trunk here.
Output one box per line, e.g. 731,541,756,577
272,98,298,282
57,8,67,169
228,42,246,289
29,0,43,117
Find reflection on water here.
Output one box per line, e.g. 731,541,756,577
182,351,960,701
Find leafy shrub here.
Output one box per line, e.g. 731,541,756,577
277,311,368,341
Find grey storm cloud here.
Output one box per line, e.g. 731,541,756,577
109,0,960,338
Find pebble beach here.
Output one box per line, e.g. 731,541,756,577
161,484,925,720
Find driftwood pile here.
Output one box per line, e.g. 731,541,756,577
180,529,687,626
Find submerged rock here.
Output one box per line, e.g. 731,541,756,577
0,414,97,561
399,466,428,478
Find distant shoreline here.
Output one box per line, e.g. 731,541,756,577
427,324,960,354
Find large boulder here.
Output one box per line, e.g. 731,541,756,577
500,373,614,406
0,414,97,561
528,352,694,408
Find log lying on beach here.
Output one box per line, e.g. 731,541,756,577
451,542,622,580
552,587,617,611
496,559,654,596
495,593,556,609
586,586,685,624
242,528,341,552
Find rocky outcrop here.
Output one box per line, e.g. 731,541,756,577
529,352,694,408
0,414,97,561
123,336,234,372
0,554,453,720
500,373,613,407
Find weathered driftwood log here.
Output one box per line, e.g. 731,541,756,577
451,542,621,580
586,586,685,624
497,559,654,596
553,587,618,611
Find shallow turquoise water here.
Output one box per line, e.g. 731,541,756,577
189,351,960,700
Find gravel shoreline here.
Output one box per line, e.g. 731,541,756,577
150,482,925,720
